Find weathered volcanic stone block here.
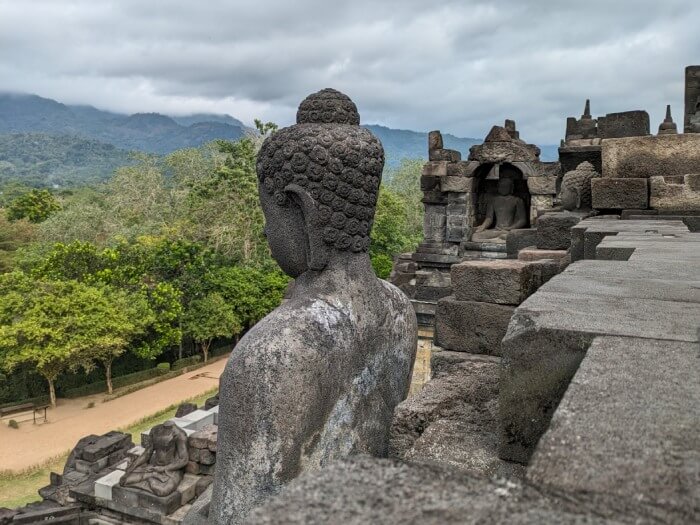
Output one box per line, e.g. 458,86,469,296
500,233,700,464
441,176,476,193
188,424,217,450
420,175,439,191
434,297,514,355
429,148,461,162
527,176,557,195
536,212,583,250
80,431,132,463
649,174,700,212
527,336,700,524
451,260,557,305
422,161,448,177
597,110,649,139
601,133,700,179
506,229,538,258
447,160,478,177
518,248,569,264
390,353,523,480
113,484,182,516
414,269,451,301
247,456,617,525
423,204,446,242
591,178,648,209
176,403,198,418
428,130,443,151
0,508,18,524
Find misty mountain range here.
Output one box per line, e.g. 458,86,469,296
0,92,557,187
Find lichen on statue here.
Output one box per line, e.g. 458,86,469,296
207,88,417,525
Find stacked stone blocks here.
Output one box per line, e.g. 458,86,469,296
435,259,560,356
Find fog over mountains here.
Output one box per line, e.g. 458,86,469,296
0,92,557,187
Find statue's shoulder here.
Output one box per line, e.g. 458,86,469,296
377,278,417,330
377,278,413,309
234,296,354,349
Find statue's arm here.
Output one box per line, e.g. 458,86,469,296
165,433,190,472
511,199,527,229
124,443,152,474
475,201,494,232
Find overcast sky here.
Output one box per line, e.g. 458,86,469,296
0,0,697,143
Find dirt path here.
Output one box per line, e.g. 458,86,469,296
0,358,227,473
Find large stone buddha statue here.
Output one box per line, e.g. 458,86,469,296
471,177,527,242
208,89,417,524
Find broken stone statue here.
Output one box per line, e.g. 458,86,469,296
471,177,528,242
119,421,189,496
558,161,599,212
205,88,418,524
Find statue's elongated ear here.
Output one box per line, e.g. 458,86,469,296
575,188,582,210
284,184,330,271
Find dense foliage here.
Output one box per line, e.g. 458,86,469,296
6,188,60,223
0,133,134,187
0,128,423,404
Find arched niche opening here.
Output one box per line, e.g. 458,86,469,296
474,162,531,230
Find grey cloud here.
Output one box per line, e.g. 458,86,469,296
0,0,698,143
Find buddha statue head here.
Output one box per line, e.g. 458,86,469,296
497,176,515,196
559,161,599,211
256,89,384,277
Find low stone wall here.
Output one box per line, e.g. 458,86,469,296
601,133,700,179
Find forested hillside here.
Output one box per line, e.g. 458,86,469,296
0,133,133,186
0,93,247,154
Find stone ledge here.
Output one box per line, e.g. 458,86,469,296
500,226,700,464
527,336,700,524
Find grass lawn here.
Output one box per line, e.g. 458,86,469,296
0,387,218,509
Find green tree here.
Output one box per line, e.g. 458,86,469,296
72,285,152,394
6,189,60,223
0,213,36,272
205,265,288,331
370,187,421,278
184,139,268,262
28,239,183,362
182,293,240,362
385,158,424,240
0,273,145,405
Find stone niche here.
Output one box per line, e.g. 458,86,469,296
392,122,558,318
467,122,556,237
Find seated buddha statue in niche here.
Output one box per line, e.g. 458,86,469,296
208,89,417,524
471,177,527,242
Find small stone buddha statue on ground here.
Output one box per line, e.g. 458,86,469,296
208,89,417,524
471,177,528,242
119,421,188,497
558,161,598,212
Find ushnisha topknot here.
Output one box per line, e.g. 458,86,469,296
257,88,384,253
296,88,361,125
561,161,599,210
